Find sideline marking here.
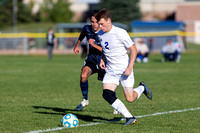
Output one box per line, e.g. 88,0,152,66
27,107,200,133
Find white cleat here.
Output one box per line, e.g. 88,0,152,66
113,109,120,114
76,99,89,111
81,99,89,106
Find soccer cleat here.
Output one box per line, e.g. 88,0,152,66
76,99,89,111
123,117,138,126
139,81,152,100
113,109,120,114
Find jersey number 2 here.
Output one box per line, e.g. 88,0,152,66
105,42,109,49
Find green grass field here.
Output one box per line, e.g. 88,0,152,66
0,45,200,133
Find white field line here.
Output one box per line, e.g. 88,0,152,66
27,107,200,133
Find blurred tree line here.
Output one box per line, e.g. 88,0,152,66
0,0,140,28
40,0,73,23
0,0,73,28
0,0,33,28
95,0,141,25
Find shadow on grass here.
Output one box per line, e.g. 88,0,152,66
32,106,122,123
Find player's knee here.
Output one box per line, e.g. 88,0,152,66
126,97,134,103
102,89,116,105
81,73,88,82
125,95,136,103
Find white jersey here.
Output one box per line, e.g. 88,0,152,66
162,43,180,54
98,25,134,74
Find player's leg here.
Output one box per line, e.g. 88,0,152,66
47,45,53,60
80,66,92,99
176,53,181,63
122,86,144,102
102,74,137,125
97,66,119,114
122,82,152,102
121,73,144,102
76,65,92,111
121,70,153,101
123,83,152,101
102,85,137,125
143,53,149,63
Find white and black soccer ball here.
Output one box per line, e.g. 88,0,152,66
61,114,78,128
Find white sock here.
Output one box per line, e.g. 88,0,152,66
133,86,144,99
111,99,133,118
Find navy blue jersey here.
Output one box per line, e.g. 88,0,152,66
47,32,55,46
79,25,102,64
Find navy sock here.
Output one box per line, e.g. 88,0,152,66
114,92,117,99
80,81,88,100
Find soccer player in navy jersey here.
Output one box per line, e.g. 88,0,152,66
73,10,118,114
46,27,57,60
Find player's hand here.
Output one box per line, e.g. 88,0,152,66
88,39,103,52
124,67,132,76
73,46,79,54
89,39,94,46
100,59,106,70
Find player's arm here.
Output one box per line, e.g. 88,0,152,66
88,39,102,52
53,34,58,49
124,44,137,76
54,38,58,49
73,30,86,54
100,52,106,69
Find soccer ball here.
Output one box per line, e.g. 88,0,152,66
61,113,78,128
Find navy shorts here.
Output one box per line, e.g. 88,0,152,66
83,60,105,81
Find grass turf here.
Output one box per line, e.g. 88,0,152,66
0,47,200,133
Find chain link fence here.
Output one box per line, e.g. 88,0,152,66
0,31,197,55
0,33,79,55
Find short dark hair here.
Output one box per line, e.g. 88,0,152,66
49,27,53,31
90,10,99,20
95,8,111,22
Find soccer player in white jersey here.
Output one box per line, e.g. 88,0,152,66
89,9,153,126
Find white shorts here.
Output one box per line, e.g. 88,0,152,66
102,71,135,87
